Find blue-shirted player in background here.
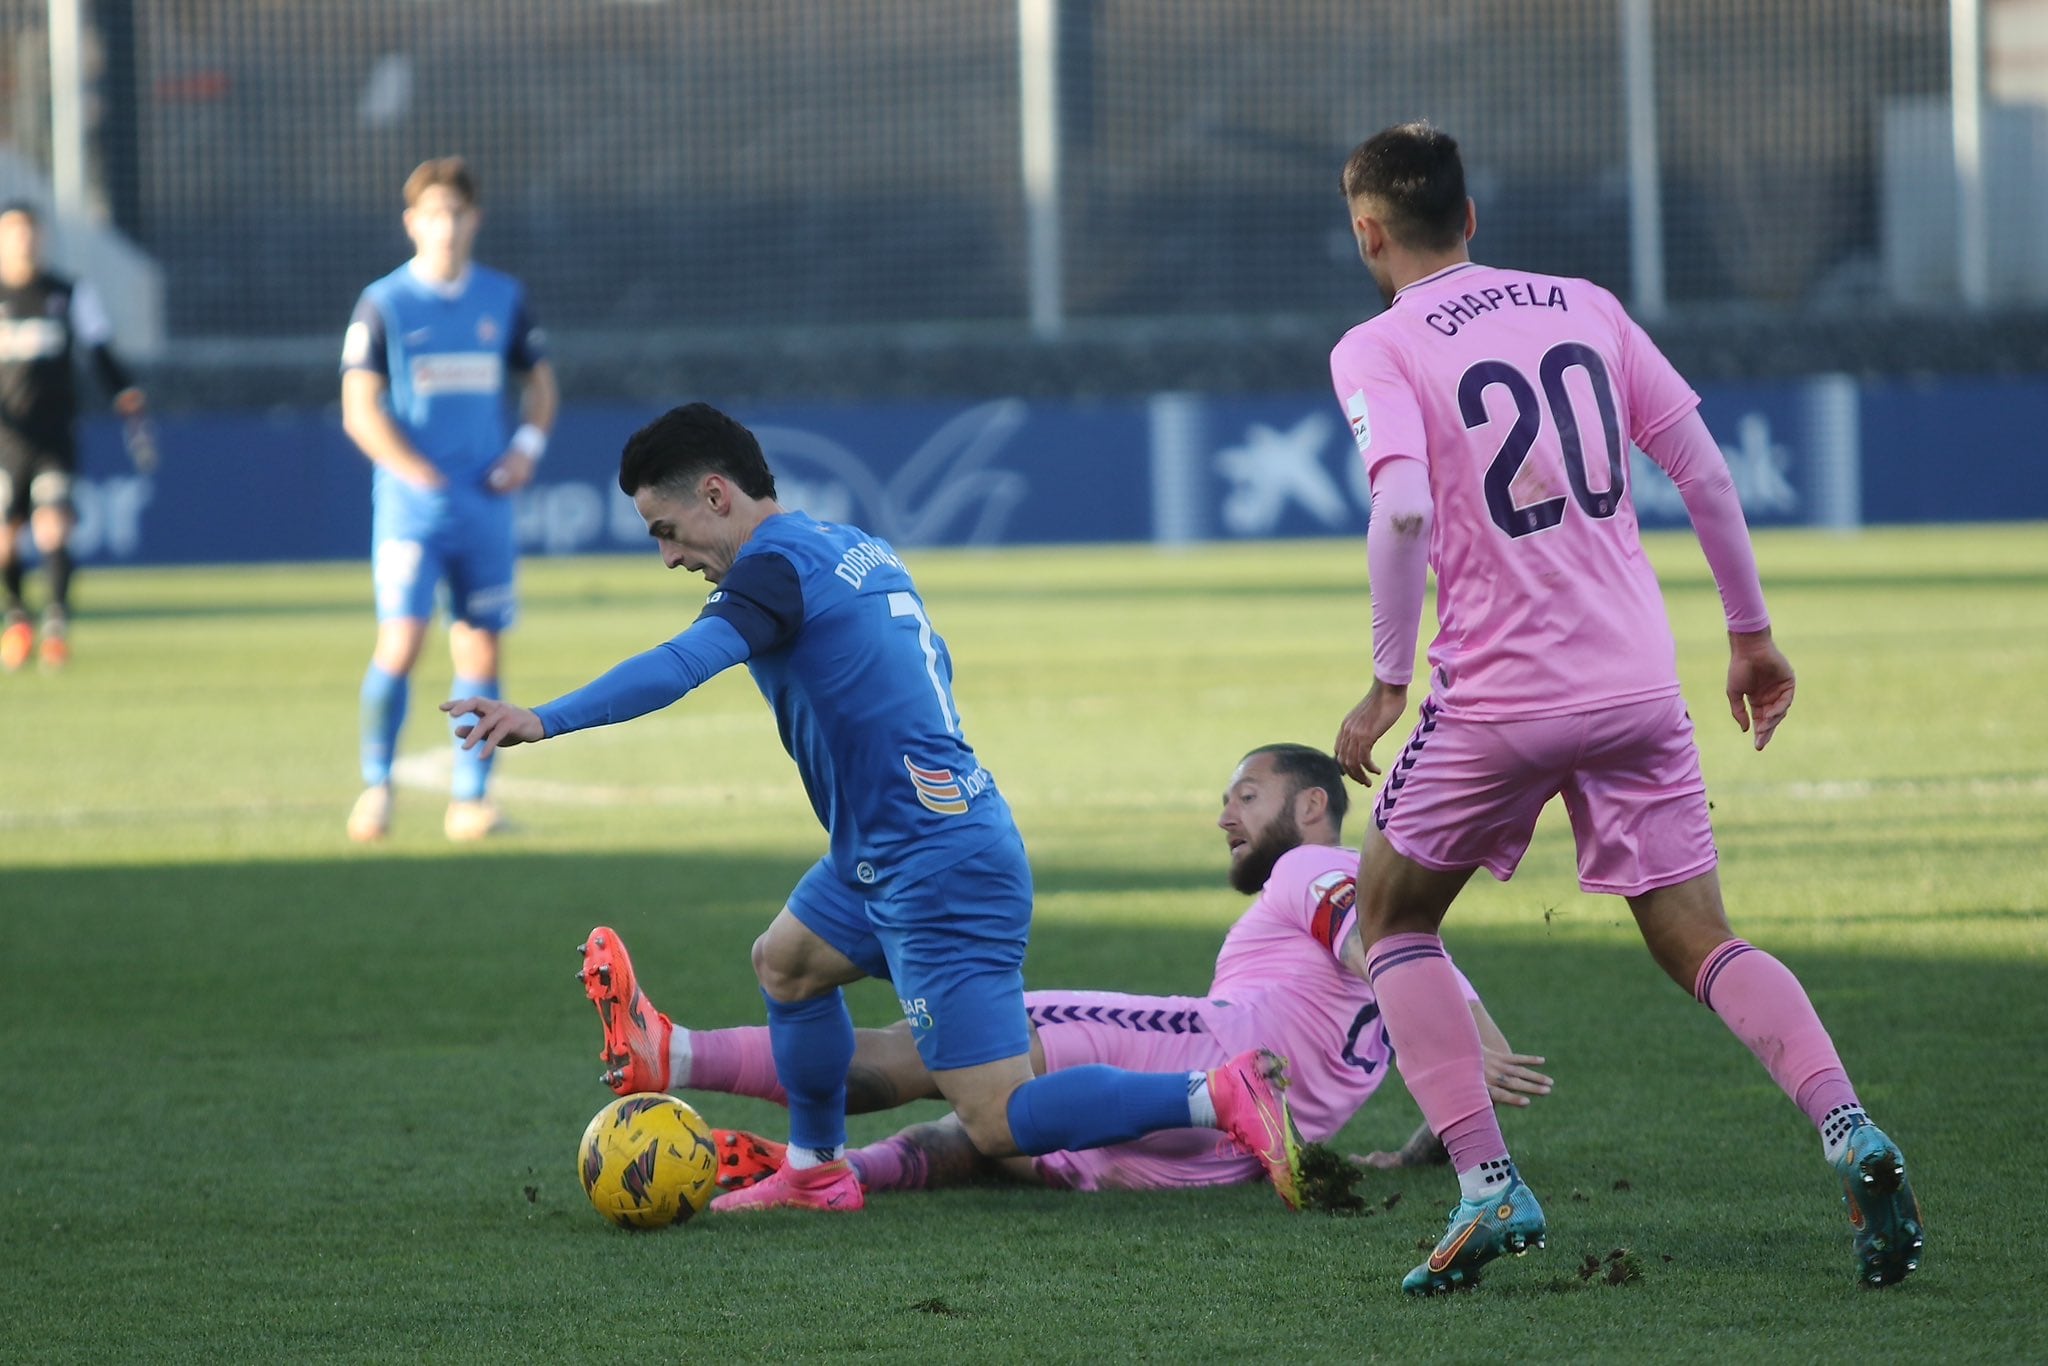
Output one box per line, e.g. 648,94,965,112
342,157,558,843
443,403,1308,1213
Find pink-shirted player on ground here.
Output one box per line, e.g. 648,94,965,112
583,744,1551,1202
1325,122,1921,1294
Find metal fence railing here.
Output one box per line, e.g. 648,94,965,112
0,1,2034,370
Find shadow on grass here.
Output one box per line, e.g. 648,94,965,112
3,849,2036,1141
0,849,1235,1049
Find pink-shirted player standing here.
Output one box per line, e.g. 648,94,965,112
1326,121,1921,1295
583,744,1553,1200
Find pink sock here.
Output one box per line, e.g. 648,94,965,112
684,1026,787,1105
1694,940,1860,1126
1365,933,1508,1175
847,1134,928,1192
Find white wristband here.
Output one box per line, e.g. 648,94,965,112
511,423,548,461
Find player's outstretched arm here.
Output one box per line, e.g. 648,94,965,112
1470,999,1551,1107
441,697,545,758
1726,626,1796,751
497,618,753,749
1355,1121,1449,1170
1348,989,1551,1167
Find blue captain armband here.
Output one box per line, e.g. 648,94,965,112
532,615,752,737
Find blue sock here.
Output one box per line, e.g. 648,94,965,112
1005,1066,1197,1156
359,664,408,786
448,675,498,801
765,989,854,1156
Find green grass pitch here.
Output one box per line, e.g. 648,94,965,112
2,525,2044,1361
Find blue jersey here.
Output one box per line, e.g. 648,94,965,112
702,512,1014,890
341,262,544,518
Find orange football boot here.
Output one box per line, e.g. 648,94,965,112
0,615,31,672
711,1130,789,1192
578,925,673,1095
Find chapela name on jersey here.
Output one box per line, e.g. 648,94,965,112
1308,871,1357,952
1345,389,1371,453
1423,280,1568,338
833,539,906,589
903,755,989,815
409,352,504,396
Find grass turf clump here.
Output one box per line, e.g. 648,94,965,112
1297,1141,1368,1214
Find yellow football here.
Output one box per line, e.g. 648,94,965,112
577,1093,720,1229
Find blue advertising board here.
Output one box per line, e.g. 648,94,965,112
52,376,2048,567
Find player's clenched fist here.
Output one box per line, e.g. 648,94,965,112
441,696,545,758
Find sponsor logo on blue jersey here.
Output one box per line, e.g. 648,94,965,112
409,351,503,397
903,755,991,815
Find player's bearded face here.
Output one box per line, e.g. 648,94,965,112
1227,797,1301,894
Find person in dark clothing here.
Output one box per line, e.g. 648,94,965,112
0,200,148,671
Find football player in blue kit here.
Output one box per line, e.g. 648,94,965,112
444,402,1308,1213
341,157,557,843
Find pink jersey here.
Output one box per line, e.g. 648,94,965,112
1330,262,1703,720
1204,843,1475,1141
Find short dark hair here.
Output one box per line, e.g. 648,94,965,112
1339,122,1467,252
619,402,778,500
404,156,477,208
1242,743,1349,833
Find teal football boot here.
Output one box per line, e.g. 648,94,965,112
1401,1177,1547,1295
1835,1121,1923,1287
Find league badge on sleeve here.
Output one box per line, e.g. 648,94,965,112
1345,389,1372,453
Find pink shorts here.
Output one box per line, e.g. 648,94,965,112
1372,691,1717,897
1022,990,1261,1192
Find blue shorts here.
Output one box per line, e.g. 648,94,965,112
371,496,516,631
785,834,1034,1072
